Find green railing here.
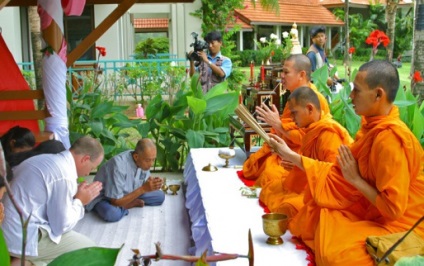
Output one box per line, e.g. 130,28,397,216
18,56,189,100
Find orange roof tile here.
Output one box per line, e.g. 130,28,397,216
133,18,168,29
227,17,253,30
236,0,344,26
319,0,413,8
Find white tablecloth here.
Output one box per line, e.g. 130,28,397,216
184,148,308,266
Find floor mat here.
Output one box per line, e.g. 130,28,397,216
74,178,190,266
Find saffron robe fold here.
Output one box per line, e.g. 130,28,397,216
290,106,424,266
260,113,353,218
242,84,330,187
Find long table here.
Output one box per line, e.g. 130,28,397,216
184,147,308,266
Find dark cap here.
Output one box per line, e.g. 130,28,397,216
205,31,222,43
310,26,326,38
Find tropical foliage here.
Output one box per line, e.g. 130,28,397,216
138,74,238,171
67,80,139,162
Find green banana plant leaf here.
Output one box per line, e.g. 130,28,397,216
48,246,122,266
0,229,10,266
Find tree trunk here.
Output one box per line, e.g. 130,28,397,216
28,6,42,92
386,0,398,62
412,0,424,104
343,0,350,80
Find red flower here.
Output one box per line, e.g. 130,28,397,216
244,4,249,9
348,47,356,54
365,30,390,49
95,46,106,57
270,50,275,57
413,71,423,83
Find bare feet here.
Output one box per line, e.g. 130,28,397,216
124,198,145,209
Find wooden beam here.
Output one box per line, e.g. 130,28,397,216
0,89,45,100
66,0,137,67
7,0,194,6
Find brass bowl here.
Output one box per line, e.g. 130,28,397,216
218,153,236,168
262,213,288,245
168,184,181,195
202,163,218,172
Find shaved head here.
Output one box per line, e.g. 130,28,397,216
135,138,156,154
286,54,312,81
358,60,399,102
288,86,321,112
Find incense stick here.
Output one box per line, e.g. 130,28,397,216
235,104,270,143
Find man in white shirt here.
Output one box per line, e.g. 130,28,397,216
86,138,165,222
3,136,104,266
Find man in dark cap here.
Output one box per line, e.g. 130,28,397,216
189,31,232,93
306,26,328,72
306,26,338,87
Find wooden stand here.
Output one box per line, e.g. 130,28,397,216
233,63,285,155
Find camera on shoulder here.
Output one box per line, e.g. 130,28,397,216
186,32,209,64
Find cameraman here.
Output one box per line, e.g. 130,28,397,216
189,31,232,93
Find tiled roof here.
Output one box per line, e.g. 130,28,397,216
227,17,253,30
133,18,168,29
236,0,344,26
319,0,413,8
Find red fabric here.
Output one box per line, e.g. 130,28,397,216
0,33,39,136
292,236,316,266
258,200,270,213
236,170,256,187
237,170,270,213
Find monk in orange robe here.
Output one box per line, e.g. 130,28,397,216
242,54,330,188
260,86,352,218
270,60,424,266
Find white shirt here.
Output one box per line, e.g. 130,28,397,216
2,150,84,256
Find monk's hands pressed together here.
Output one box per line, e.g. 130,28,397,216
255,103,281,129
75,181,103,205
144,177,163,192
337,145,362,186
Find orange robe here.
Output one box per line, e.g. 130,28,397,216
260,113,353,218
242,84,330,187
290,106,424,266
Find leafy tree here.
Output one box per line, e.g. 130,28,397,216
134,37,169,59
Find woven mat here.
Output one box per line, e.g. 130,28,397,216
74,184,190,266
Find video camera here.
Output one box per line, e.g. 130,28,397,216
186,32,209,64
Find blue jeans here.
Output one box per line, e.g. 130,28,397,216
93,190,165,222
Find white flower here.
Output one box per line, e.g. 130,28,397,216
282,31,289,39
270,33,278,40
259,37,267,43
275,39,281,45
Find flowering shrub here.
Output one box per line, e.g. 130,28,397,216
255,32,292,64
413,71,423,83
255,33,280,64
365,30,390,61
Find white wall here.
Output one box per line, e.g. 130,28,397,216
127,1,202,60
0,7,23,63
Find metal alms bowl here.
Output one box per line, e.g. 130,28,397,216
262,213,288,245
168,184,181,195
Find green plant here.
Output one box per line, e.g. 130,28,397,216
67,80,140,162
394,87,424,145
137,74,238,171
312,65,361,137
134,37,169,59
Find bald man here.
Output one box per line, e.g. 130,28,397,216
86,139,165,222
